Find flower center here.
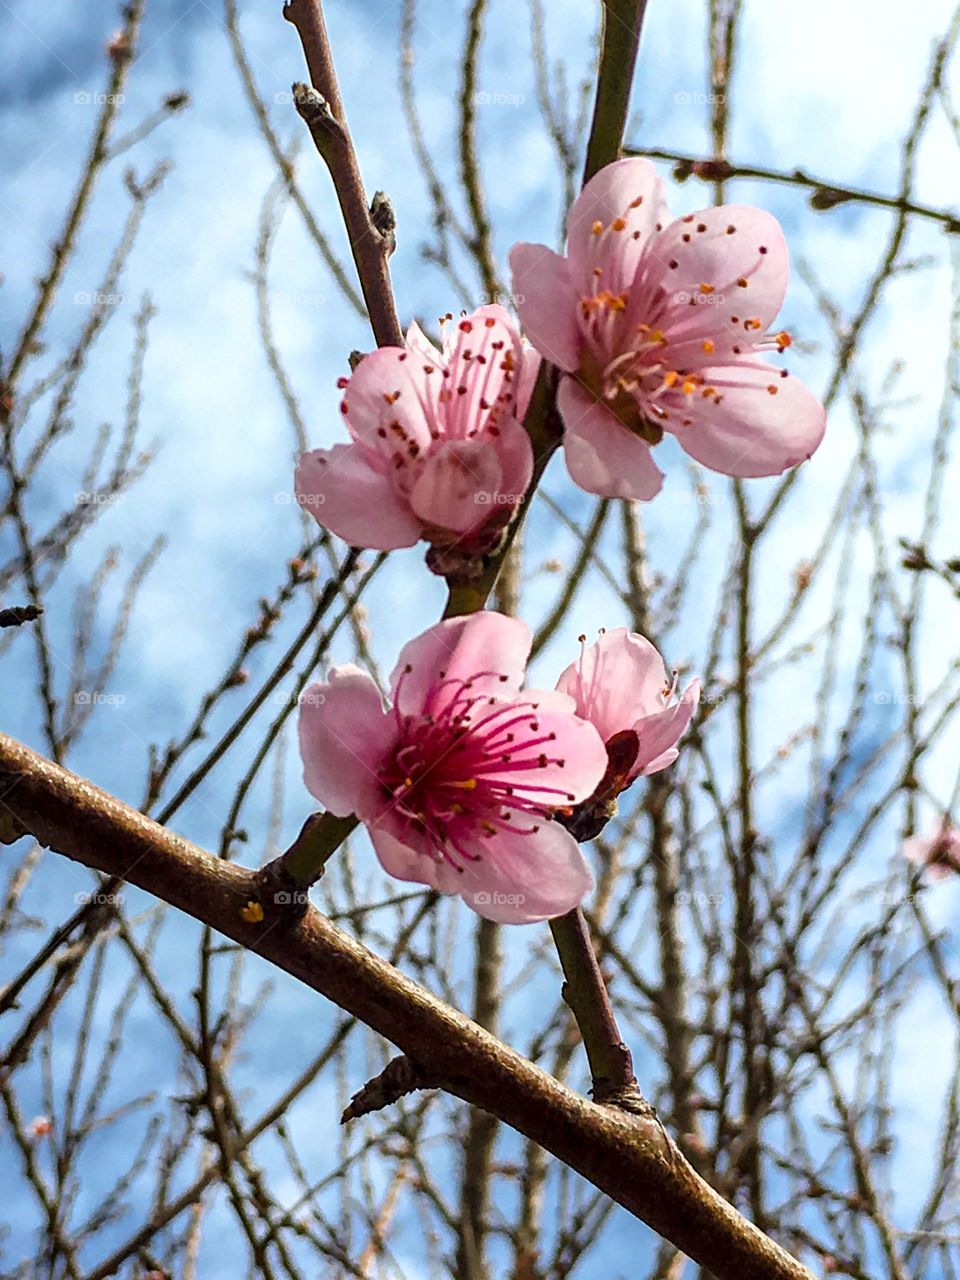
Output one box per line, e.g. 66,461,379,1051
377,667,577,871
575,218,794,438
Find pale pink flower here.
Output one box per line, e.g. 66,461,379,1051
556,628,699,787
903,820,960,882
298,612,608,923
509,158,825,500
296,305,537,554
28,1116,52,1139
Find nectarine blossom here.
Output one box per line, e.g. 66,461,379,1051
509,158,825,500
556,628,699,790
903,820,960,882
298,612,608,923
296,305,536,554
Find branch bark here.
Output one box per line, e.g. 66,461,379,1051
0,732,814,1280
283,0,403,347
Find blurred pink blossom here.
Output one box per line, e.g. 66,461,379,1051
903,820,960,882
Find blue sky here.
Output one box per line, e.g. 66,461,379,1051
3,0,960,1274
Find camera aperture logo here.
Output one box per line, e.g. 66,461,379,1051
75,890,123,907
473,890,525,907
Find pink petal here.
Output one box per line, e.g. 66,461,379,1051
633,679,700,777
295,446,422,550
509,244,580,372
370,818,594,923
515,342,543,419
369,824,465,895
344,345,436,453
645,206,789,348
903,827,960,882
555,628,670,742
565,157,670,294
298,667,394,819
477,698,608,807
388,612,533,715
558,377,665,500
441,305,525,436
458,822,594,922
404,319,441,365
409,439,503,534
671,363,826,478
492,413,534,504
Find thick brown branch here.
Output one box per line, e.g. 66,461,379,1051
0,733,814,1280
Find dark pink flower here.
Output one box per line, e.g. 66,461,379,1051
555,628,699,785
509,158,825,500
903,820,960,882
295,305,537,553
298,612,608,923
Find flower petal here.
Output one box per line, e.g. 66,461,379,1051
455,821,595,923
555,628,670,743
565,157,670,294
409,439,503,534
509,243,580,372
475,698,608,808
441,305,525,437
634,679,700,777
298,667,394,818
389,613,533,714
558,377,665,500
404,319,441,366
369,824,465,895
671,362,826,478
515,342,543,419
642,205,788,349
491,413,534,506
295,445,421,550
343,345,437,453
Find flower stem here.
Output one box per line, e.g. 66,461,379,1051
255,811,358,916
582,1,649,183
548,907,643,1106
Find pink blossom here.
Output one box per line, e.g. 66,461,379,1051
555,628,699,787
298,612,608,923
903,820,960,882
295,305,537,553
509,158,825,500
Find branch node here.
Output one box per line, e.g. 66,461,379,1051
291,81,343,142
341,1054,441,1123
369,190,397,256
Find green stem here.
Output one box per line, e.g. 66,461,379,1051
582,1,649,183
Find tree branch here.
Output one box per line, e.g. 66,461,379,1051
283,0,403,347
0,731,814,1280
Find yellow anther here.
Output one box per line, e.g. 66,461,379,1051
699,282,715,294
611,217,626,231
701,339,715,354
591,220,604,235
241,900,264,924
663,371,680,388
